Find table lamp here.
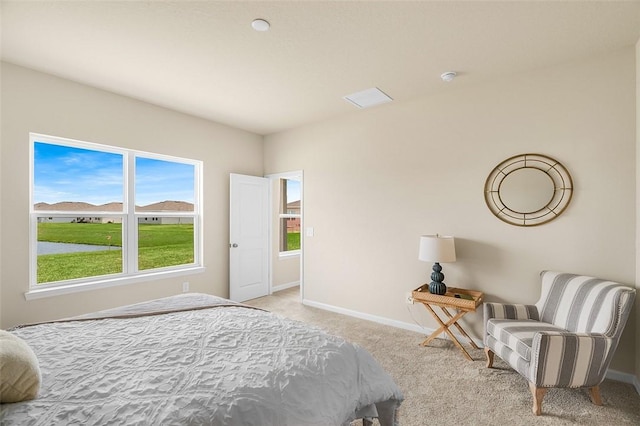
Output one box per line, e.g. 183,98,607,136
418,235,456,295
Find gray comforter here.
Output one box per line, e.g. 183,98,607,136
1,293,403,425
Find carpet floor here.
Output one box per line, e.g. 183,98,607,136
246,287,640,426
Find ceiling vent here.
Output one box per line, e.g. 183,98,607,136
343,87,393,109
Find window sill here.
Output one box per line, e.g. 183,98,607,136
24,266,206,301
279,250,300,259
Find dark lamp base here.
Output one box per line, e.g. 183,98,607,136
428,262,447,295
429,281,447,295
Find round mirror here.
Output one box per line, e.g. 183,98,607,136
500,168,554,213
484,154,573,226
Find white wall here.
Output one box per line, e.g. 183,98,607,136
264,48,637,373
0,62,263,328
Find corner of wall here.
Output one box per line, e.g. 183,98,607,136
635,37,640,394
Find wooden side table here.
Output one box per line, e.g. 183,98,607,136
412,284,484,361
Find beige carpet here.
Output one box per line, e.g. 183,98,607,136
246,287,640,426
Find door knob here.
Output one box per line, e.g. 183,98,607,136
230,243,238,248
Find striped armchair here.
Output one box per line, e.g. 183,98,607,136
483,271,635,415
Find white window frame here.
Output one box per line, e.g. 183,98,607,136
278,178,301,257
27,133,204,300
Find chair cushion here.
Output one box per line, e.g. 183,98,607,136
486,319,566,361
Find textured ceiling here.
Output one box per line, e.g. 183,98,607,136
2,1,640,135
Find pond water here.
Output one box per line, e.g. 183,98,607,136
38,241,121,255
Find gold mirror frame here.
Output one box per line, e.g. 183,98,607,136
484,153,573,227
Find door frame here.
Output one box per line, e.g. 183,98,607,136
265,170,304,301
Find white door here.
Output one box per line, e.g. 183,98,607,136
229,173,270,302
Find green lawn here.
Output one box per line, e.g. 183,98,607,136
38,249,123,283
286,231,300,251
37,222,194,283
38,223,297,284
39,222,122,246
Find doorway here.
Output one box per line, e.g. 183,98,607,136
267,171,303,301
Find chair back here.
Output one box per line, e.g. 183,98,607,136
536,271,635,336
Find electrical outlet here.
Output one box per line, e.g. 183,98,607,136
182,282,189,293
404,291,414,305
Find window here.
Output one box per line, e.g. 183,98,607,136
30,133,202,296
279,178,301,254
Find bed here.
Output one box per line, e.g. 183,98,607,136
0,293,403,425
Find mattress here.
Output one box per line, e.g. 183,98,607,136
0,293,403,425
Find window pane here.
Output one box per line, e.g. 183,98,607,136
138,217,194,270
279,218,301,252
33,142,123,210
30,134,202,291
286,179,300,209
279,178,301,253
135,157,195,211
37,219,122,284
280,178,301,214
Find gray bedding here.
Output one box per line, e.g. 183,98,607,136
1,293,403,425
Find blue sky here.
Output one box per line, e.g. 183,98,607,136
34,142,195,206
287,179,301,202
135,157,195,206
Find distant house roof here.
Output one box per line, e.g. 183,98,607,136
34,201,194,212
34,201,122,211
137,201,194,212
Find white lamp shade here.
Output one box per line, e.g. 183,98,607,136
418,235,456,263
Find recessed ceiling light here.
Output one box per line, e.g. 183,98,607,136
441,72,457,82
251,19,270,32
343,87,393,109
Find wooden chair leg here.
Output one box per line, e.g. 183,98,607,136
589,386,602,406
529,382,547,416
484,347,495,368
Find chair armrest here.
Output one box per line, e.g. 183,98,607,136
484,302,539,323
529,331,613,388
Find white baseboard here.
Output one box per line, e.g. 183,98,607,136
302,297,640,394
302,298,484,348
271,281,300,293
606,369,640,395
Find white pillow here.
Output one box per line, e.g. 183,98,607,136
0,330,41,403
